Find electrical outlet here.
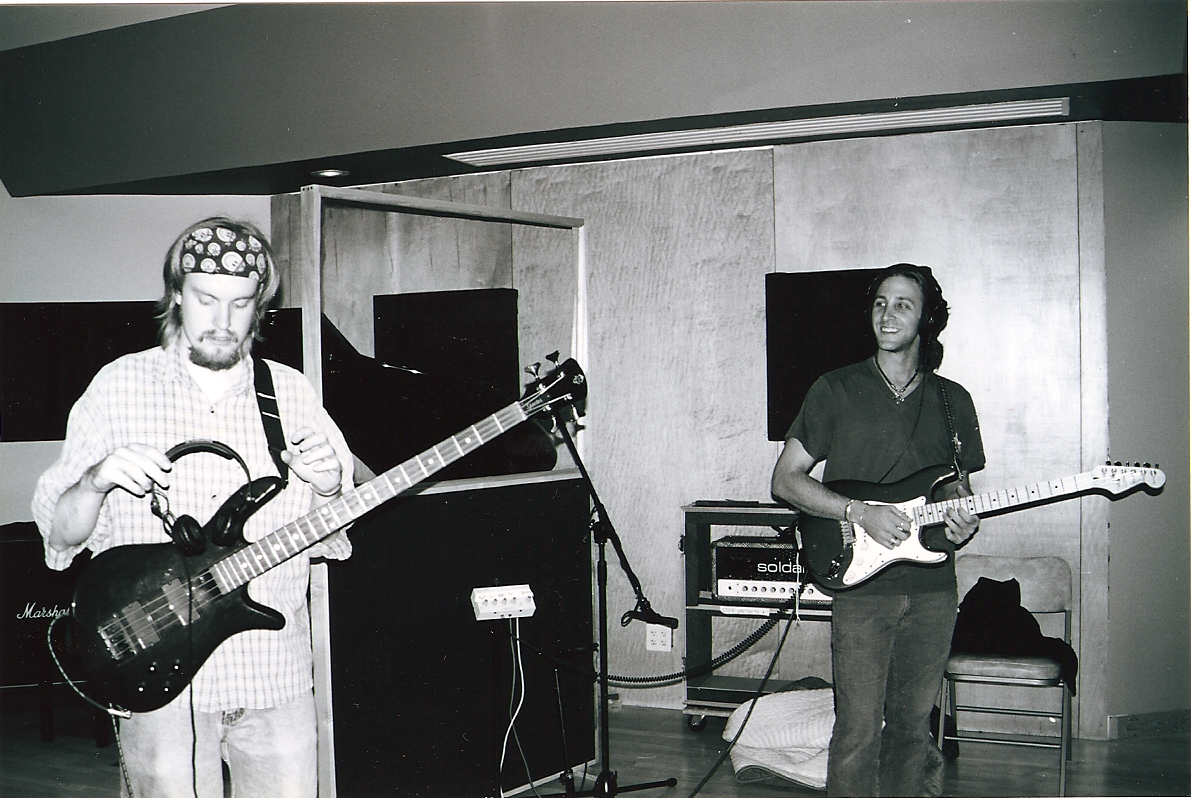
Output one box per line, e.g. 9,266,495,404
645,623,672,652
470,584,536,621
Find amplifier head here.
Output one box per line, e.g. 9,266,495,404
711,535,831,605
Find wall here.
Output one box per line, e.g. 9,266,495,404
333,123,1150,732
1102,122,1191,724
0,185,269,524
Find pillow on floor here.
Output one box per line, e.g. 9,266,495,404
723,688,834,790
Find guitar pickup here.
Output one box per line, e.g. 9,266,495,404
162,578,201,625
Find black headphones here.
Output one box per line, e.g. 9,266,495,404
150,440,286,556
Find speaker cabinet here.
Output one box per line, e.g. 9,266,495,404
326,475,594,797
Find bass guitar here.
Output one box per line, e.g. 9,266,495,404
59,357,587,714
800,462,1164,591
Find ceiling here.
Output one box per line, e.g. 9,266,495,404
0,2,1185,197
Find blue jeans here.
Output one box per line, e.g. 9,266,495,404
827,590,957,797
117,689,318,798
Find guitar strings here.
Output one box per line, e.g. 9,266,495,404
102,408,525,655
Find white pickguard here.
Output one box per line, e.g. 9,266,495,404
841,495,946,587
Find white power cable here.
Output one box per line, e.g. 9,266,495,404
498,618,528,797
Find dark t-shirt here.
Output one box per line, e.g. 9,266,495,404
787,359,985,595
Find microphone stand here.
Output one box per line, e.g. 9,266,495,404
541,407,677,798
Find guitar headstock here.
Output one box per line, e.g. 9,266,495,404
1092,462,1166,493
521,355,587,418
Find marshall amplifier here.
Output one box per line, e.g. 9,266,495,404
0,522,84,689
712,536,832,605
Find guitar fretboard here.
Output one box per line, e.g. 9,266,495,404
206,401,530,593
912,469,1118,527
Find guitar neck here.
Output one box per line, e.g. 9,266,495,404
914,470,1100,527
208,401,529,592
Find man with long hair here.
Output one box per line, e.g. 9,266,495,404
772,263,984,796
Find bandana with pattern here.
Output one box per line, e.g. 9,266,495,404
180,225,268,281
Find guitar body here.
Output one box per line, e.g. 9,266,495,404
66,541,284,713
800,465,957,591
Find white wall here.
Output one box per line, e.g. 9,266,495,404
0,185,269,523
1102,122,1191,723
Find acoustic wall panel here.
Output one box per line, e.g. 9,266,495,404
326,475,594,798
0,303,302,442
765,269,884,441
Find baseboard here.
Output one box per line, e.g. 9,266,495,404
1108,709,1191,738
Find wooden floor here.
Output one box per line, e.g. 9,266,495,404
3,689,1188,797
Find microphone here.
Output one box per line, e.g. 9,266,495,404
621,604,679,630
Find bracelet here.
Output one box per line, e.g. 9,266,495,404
844,499,860,523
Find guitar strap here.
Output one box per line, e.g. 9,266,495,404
937,377,965,477
253,357,289,485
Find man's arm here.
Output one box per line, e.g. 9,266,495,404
771,438,915,550
48,444,172,552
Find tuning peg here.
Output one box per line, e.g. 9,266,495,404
1144,463,1152,468
1114,461,1122,466
546,351,560,364
524,362,542,379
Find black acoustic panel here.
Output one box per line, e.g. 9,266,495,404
765,269,884,441
0,302,302,442
254,307,305,372
0,301,156,442
321,315,556,482
374,288,520,427
326,478,594,798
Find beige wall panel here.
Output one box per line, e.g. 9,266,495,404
312,175,517,357
509,223,578,385
774,125,1092,728
376,176,514,295
320,202,393,355
1076,121,1109,739
1102,122,1190,728
513,150,777,707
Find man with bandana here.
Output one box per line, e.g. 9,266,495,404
33,217,352,798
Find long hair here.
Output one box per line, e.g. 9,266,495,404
154,217,280,347
864,262,949,372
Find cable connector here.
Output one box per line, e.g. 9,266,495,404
471,584,536,621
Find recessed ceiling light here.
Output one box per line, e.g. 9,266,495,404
312,168,350,179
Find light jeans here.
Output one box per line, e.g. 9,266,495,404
117,689,317,798
826,589,957,797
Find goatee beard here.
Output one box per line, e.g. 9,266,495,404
189,337,249,371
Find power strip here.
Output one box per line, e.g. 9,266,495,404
470,584,536,621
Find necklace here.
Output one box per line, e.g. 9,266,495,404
873,357,919,403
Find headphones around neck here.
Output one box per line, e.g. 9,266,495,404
150,440,285,556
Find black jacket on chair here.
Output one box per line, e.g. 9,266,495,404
950,576,1079,694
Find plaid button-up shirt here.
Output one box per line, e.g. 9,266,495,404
32,342,353,711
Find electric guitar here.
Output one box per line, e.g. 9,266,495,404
799,462,1165,591
60,357,587,713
